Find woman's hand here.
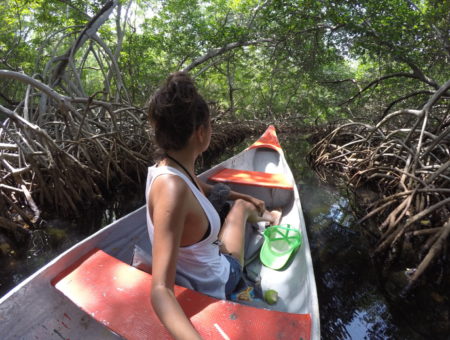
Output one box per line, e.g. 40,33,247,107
244,195,266,216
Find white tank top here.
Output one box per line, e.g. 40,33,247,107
146,165,230,299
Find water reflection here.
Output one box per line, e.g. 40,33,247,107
282,134,424,340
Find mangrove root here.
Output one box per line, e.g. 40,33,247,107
308,80,450,289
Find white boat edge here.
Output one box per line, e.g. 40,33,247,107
0,126,320,340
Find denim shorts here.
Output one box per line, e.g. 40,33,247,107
224,254,243,298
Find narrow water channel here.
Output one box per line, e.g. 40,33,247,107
0,132,432,339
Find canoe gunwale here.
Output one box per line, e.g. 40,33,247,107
0,125,320,340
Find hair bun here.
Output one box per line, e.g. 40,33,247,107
147,71,210,151
165,72,197,103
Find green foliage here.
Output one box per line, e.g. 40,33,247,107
1,0,449,123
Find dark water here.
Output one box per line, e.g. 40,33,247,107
0,187,145,298
281,135,429,340
0,133,434,339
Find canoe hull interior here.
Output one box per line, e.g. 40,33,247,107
0,127,320,339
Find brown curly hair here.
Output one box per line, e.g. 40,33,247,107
148,72,210,151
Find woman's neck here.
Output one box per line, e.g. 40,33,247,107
162,150,196,174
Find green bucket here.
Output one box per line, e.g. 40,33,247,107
260,225,302,270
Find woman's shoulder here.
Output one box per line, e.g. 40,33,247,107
151,172,190,200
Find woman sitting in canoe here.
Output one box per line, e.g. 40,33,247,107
146,71,280,339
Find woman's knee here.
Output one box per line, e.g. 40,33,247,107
232,199,255,213
227,199,260,224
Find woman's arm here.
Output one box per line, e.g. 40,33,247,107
199,180,265,215
228,190,265,215
198,180,213,195
150,175,203,340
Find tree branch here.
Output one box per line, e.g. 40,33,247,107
50,0,118,87
182,38,273,72
382,90,433,118
339,72,427,106
0,70,81,119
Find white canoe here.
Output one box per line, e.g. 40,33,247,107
0,125,320,339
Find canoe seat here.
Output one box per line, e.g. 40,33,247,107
209,168,293,190
52,249,311,340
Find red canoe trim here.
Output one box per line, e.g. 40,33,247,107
53,249,311,340
247,125,282,153
209,168,293,190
